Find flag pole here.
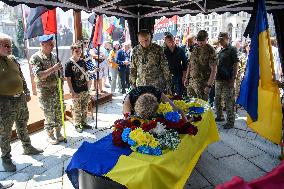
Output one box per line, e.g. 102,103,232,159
55,34,67,143
95,44,100,130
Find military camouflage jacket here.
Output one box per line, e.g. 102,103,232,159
131,43,171,91
29,50,58,88
189,44,218,82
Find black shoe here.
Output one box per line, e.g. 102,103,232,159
215,117,225,122
75,125,83,133
2,158,16,172
82,123,93,129
223,123,234,129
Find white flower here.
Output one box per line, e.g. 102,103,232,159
150,122,166,135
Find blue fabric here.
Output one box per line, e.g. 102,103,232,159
66,134,132,189
236,0,268,121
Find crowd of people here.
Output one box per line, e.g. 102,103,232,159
0,26,281,173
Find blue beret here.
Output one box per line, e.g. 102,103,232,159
38,35,54,42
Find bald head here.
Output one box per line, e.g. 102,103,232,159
0,33,12,56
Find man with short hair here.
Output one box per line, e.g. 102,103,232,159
116,42,131,94
164,32,187,96
215,32,239,129
184,30,218,100
29,35,64,145
0,33,43,172
131,29,171,92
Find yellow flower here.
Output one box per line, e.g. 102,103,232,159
129,128,159,148
130,117,145,125
173,100,190,113
157,102,173,115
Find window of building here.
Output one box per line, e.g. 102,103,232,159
205,21,209,26
212,27,218,32
212,21,218,26
197,22,201,27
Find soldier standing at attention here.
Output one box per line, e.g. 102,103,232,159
184,30,218,101
29,35,64,145
215,32,239,129
0,33,43,172
130,29,171,92
65,42,91,133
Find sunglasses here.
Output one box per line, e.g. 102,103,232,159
83,41,88,44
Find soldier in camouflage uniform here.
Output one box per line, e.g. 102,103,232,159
184,30,218,101
0,33,43,172
215,32,239,129
235,44,248,100
29,35,64,145
130,29,171,92
65,42,91,133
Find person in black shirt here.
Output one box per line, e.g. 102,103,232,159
65,42,92,133
164,32,188,96
123,86,187,121
215,32,239,129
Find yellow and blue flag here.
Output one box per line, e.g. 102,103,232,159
237,0,282,144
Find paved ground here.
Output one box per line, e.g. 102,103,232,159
0,92,282,189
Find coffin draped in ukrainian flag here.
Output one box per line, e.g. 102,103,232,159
66,98,220,189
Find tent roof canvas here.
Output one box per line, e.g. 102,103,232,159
4,0,284,18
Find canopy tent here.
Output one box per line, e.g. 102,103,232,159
3,0,284,62
4,0,284,18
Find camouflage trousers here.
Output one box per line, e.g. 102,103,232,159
187,79,209,101
38,86,63,132
0,93,31,159
72,91,90,126
215,80,235,126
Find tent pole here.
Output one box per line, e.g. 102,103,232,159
138,11,140,32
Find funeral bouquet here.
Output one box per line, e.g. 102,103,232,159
112,96,206,156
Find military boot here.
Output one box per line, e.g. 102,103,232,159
47,130,59,145
1,158,16,172
23,145,43,155
55,127,64,142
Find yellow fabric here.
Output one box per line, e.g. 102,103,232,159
0,56,23,95
247,31,282,144
108,50,119,68
105,109,220,189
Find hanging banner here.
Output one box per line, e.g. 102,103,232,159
153,15,178,41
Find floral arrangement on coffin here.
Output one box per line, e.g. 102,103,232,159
112,96,205,156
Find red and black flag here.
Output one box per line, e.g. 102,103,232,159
25,6,57,39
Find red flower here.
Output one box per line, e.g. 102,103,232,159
171,95,183,100
141,120,157,132
112,130,129,147
193,115,202,122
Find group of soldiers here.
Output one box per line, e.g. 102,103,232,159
130,29,240,129
0,27,245,172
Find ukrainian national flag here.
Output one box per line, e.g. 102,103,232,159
25,7,57,39
237,0,282,144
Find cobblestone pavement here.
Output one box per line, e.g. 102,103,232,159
0,93,281,189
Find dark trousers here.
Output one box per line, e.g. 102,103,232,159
119,66,130,93
209,84,215,107
171,75,183,96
